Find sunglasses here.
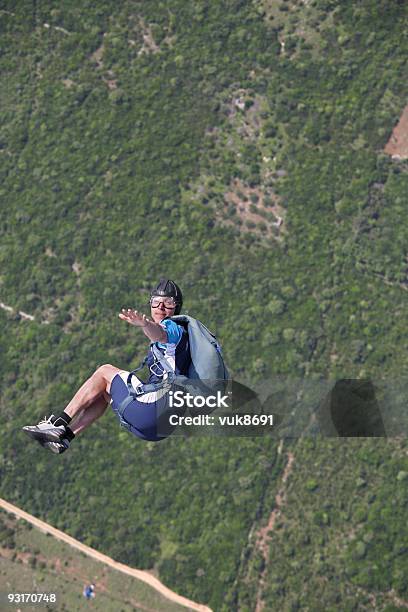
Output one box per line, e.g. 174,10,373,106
150,297,176,308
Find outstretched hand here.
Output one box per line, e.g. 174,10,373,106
119,308,152,328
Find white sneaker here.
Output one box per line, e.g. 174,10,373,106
41,438,70,454
22,415,67,443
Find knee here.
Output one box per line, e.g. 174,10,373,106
96,364,115,379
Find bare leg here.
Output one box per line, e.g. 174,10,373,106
70,392,110,436
64,364,121,420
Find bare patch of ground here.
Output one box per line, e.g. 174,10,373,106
137,19,160,56
388,589,408,609
0,301,38,322
221,178,285,241
0,282,82,328
89,37,118,90
0,546,32,564
221,92,280,169
224,92,264,140
72,261,81,276
62,78,75,89
135,17,176,54
90,39,105,68
384,104,408,159
105,77,118,90
200,88,288,243
43,23,71,35
258,0,335,60
0,301,13,313
18,310,35,321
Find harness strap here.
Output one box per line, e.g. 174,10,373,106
115,394,135,430
126,344,175,393
116,344,176,427
151,344,176,373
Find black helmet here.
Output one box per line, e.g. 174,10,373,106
150,278,183,314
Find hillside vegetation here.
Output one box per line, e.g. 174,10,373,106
1,1,407,610
0,508,194,611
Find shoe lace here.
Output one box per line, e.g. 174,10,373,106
38,414,56,425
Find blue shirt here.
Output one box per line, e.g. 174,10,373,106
157,319,183,348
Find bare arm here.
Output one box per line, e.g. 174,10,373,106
118,309,167,343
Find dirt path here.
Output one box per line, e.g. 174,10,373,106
0,498,212,612
0,301,38,321
355,258,408,292
254,452,295,612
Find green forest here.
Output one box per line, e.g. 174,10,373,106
0,0,407,610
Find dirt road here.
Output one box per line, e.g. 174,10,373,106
0,498,212,612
